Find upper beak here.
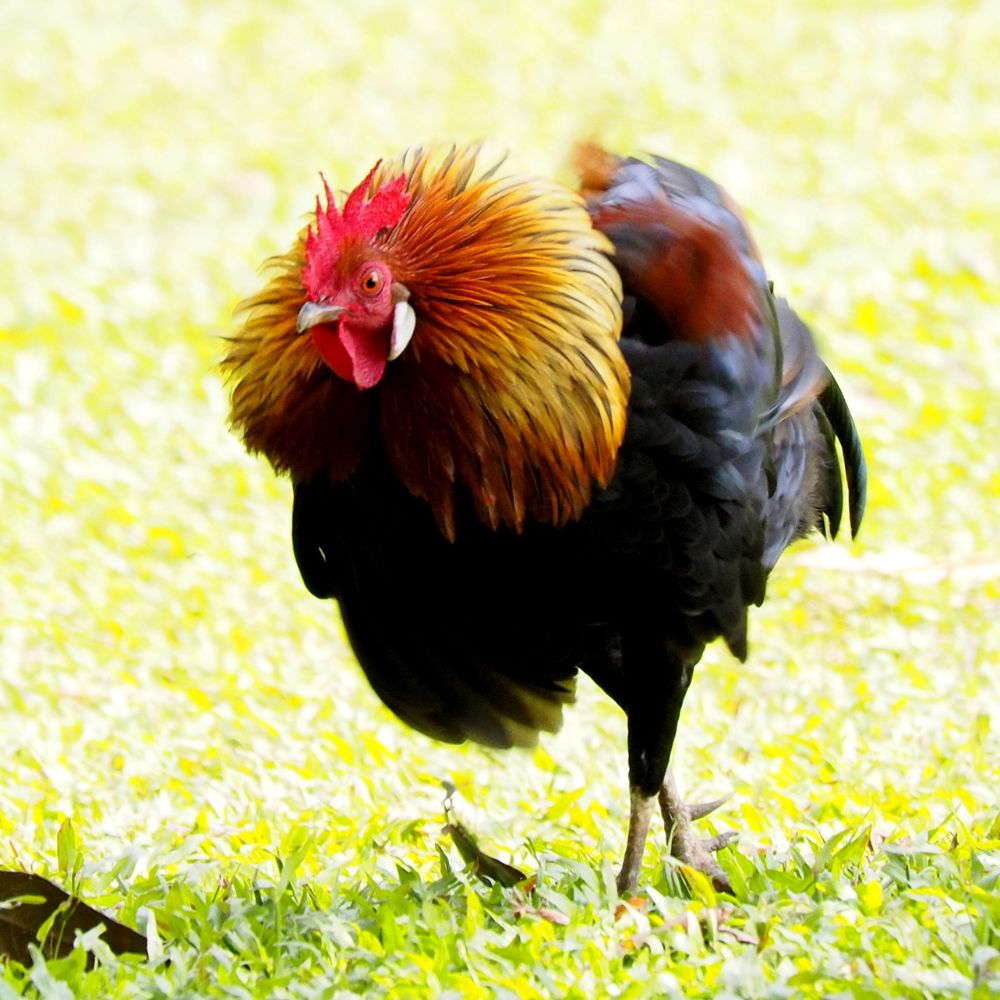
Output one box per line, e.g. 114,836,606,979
296,301,349,333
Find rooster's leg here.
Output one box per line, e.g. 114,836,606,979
612,636,696,896
658,767,735,890
616,790,657,895
588,631,724,895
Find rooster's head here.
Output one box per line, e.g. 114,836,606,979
296,164,415,390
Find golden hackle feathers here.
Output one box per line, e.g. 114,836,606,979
223,240,372,483
224,143,629,538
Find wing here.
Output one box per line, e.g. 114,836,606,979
292,459,581,749
579,149,865,656
292,479,344,599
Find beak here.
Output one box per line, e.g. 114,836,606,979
296,301,349,333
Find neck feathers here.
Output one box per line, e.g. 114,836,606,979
225,144,629,538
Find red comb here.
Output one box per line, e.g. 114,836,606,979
302,161,410,298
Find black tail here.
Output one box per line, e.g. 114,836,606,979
819,372,867,539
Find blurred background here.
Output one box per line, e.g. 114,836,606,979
0,0,997,889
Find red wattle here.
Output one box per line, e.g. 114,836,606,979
339,322,388,389
311,325,354,383
311,322,387,389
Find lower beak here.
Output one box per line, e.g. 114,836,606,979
296,301,349,333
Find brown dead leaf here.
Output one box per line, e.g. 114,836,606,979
442,822,527,888
0,870,146,966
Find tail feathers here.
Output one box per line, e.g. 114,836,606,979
819,372,867,538
767,300,866,542
814,401,845,539
761,300,830,431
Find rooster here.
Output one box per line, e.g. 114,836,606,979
223,143,866,894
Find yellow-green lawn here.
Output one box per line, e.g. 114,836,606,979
1,1,998,995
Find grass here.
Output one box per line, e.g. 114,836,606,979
1,0,999,995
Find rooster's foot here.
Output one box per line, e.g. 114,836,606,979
658,768,735,893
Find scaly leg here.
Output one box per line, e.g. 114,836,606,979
612,634,694,896
616,790,658,895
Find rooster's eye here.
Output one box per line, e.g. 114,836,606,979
359,268,384,297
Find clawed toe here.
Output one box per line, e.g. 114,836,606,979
686,794,732,822
701,830,737,854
